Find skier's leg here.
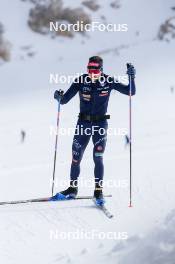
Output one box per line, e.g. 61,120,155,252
70,121,91,186
51,121,91,201
92,121,108,186
92,121,108,205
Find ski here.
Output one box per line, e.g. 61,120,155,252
0,195,112,206
98,205,114,219
93,200,114,219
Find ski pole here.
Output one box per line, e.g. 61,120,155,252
127,63,133,207
51,97,61,197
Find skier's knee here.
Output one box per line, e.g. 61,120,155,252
94,145,104,160
72,158,80,165
72,149,81,165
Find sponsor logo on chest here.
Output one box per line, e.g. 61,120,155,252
99,90,109,97
83,86,91,92
82,93,91,101
97,85,110,91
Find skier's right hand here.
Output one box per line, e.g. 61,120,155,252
54,89,64,101
126,64,136,79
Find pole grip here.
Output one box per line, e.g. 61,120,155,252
126,63,132,95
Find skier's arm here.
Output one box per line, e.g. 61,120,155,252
111,64,136,95
111,79,136,96
60,81,79,104
54,80,79,105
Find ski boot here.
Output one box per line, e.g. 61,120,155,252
51,186,78,201
93,188,105,206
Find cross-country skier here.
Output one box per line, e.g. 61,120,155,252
20,129,26,143
52,56,136,205
170,86,174,94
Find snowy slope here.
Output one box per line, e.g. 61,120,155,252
0,0,175,263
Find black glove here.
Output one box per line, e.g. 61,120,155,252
54,89,64,101
126,63,136,79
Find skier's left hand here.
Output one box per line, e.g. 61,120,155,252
54,89,64,101
126,64,136,79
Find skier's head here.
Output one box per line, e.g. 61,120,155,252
87,56,103,80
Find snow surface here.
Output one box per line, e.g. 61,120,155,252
0,0,175,263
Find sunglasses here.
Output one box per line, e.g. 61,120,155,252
88,69,101,74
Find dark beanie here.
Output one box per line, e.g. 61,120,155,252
88,56,103,70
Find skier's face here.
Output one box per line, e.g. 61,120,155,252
88,69,102,80
87,62,102,80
